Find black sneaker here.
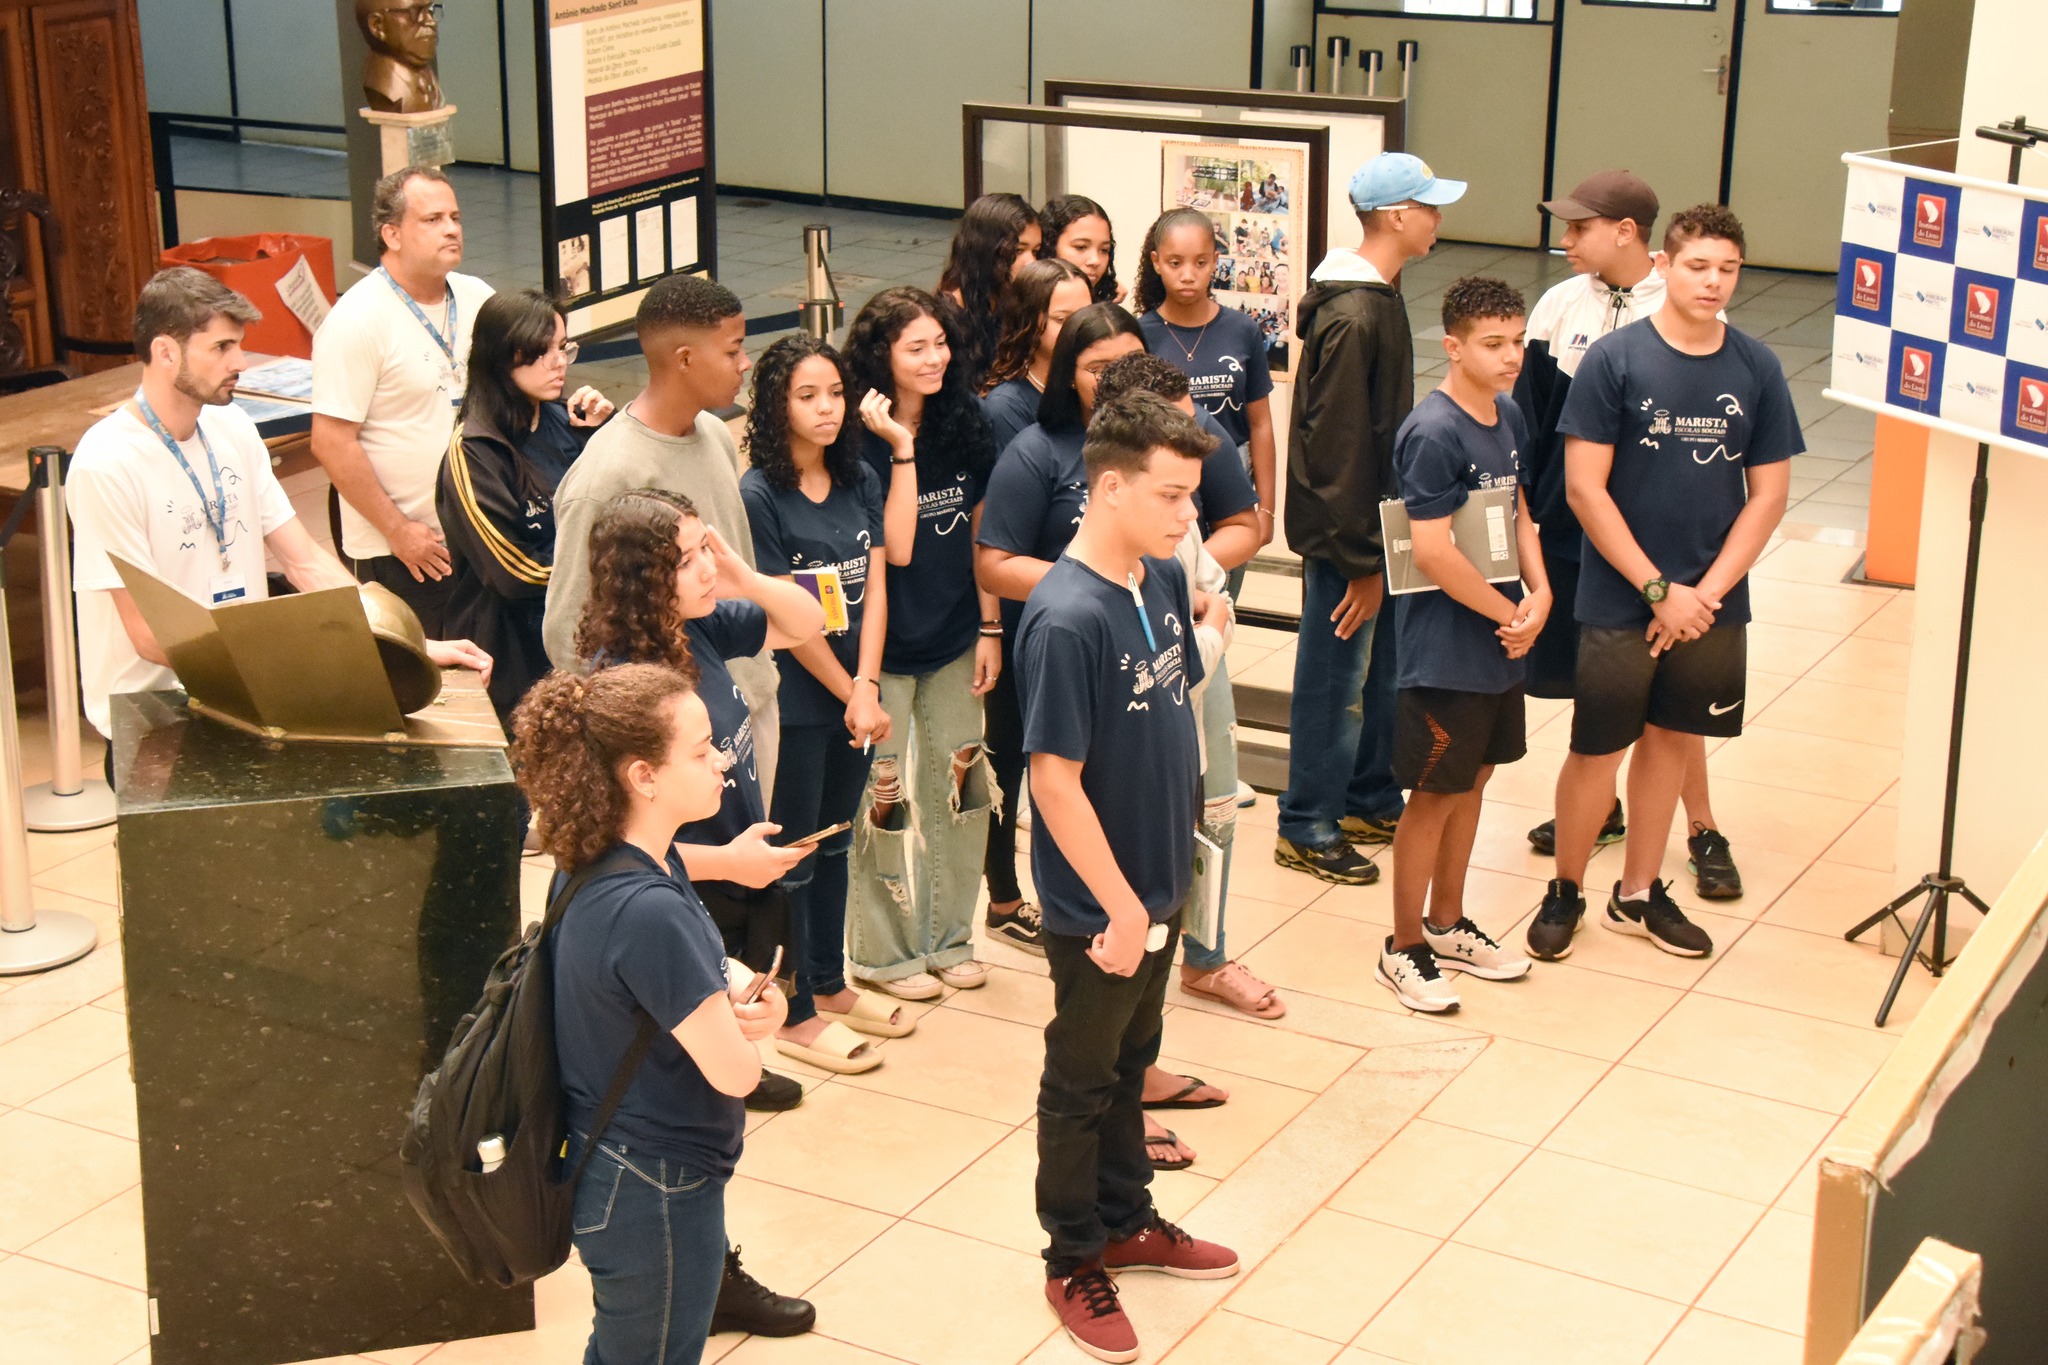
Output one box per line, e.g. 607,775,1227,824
986,899,1046,955
1527,799,1626,856
710,1245,816,1337
1604,880,1714,957
1524,879,1586,961
744,1070,804,1113
1686,824,1744,900
1339,812,1400,845
1274,835,1379,885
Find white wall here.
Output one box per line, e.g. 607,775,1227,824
1894,0,2048,901
139,0,233,116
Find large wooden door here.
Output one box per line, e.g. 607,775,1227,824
5,0,158,370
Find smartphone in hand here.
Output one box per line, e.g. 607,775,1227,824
783,820,852,848
738,945,784,1005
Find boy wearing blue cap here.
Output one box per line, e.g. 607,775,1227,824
1276,151,1467,885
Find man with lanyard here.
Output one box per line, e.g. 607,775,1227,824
313,165,495,635
69,268,491,767
1514,172,1742,902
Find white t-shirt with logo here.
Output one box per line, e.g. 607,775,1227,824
68,403,297,737
312,267,495,559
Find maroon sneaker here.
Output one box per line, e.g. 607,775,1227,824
1103,1218,1241,1279
1045,1265,1139,1362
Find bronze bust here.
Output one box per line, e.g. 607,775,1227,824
357,0,445,114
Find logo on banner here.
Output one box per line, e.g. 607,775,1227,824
2036,218,2048,272
1851,258,1885,312
1914,194,1947,249
2019,378,2048,435
1899,346,1935,401
1965,283,2002,340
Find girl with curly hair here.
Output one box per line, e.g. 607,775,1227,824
575,488,827,980
936,192,1041,391
740,336,909,1072
1133,209,1279,575
1038,194,1124,305
841,285,1003,1000
980,257,1091,451
511,662,786,1365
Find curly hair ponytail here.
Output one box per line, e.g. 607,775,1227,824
510,664,696,870
1132,208,1217,315
573,489,703,681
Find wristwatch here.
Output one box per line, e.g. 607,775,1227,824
1640,577,1670,606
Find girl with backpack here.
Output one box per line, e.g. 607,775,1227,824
513,663,782,1364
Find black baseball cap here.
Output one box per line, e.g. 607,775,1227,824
1540,171,1659,233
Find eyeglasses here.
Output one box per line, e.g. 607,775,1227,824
390,2,443,23
527,341,579,368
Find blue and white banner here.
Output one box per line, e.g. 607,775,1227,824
1829,152,2048,452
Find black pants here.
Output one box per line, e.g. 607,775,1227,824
351,552,456,638
981,633,1025,904
695,881,791,976
1037,914,1178,1276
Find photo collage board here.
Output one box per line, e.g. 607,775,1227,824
1162,141,1309,377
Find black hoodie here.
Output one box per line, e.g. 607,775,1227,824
1283,269,1415,580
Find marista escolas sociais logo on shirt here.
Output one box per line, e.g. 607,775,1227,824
920,471,972,535
1119,615,1188,713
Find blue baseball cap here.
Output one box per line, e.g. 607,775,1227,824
1348,153,1467,213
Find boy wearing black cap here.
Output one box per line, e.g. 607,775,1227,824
1516,172,1745,920
1277,151,1468,887
1525,205,1798,965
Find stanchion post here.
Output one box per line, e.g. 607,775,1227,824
1324,35,1351,97
1290,44,1312,94
1361,49,1383,99
800,225,843,342
1399,40,1419,102
21,445,114,831
0,557,99,975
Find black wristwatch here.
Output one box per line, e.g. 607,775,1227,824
1640,577,1670,606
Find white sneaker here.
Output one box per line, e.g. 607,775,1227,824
1374,938,1461,1012
1423,916,1533,981
1235,780,1257,809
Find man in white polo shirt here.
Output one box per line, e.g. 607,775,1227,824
312,165,495,635
69,268,490,755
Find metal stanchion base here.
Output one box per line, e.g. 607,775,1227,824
0,907,97,975
22,779,116,832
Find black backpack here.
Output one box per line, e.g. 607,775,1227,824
400,847,657,1288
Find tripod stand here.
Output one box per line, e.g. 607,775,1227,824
1844,114,2045,1027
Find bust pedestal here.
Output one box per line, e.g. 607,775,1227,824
360,104,457,176
112,690,529,1365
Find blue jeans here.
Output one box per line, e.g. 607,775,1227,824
1278,557,1405,850
1185,658,1239,972
771,721,874,1025
569,1134,728,1365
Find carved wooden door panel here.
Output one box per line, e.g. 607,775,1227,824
22,0,156,371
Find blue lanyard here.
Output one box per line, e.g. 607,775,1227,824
135,394,229,567
1128,572,1158,652
377,266,461,379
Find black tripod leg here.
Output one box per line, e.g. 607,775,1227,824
1875,887,1943,1028
1958,885,1992,916
1846,880,1929,944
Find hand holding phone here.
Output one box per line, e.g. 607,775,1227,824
784,820,852,848
738,945,784,1004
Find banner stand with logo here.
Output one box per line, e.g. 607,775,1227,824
1828,120,2048,1027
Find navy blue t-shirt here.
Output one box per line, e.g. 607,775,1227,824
857,429,987,677
677,600,770,850
981,377,1041,454
551,843,744,1174
1192,408,1258,530
1139,306,1274,448
1394,391,1529,695
1017,554,1204,937
740,463,886,728
1559,320,1801,630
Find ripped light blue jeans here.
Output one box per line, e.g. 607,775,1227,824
847,646,998,981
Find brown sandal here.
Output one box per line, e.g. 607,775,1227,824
1180,961,1287,1019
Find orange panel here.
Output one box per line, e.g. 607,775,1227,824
1865,415,1927,587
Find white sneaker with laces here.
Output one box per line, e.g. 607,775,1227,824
1374,938,1461,1012
1423,916,1533,980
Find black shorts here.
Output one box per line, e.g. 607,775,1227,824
1527,549,1580,700
1394,686,1527,795
1568,624,1747,756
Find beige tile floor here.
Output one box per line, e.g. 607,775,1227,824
2,537,1942,1365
